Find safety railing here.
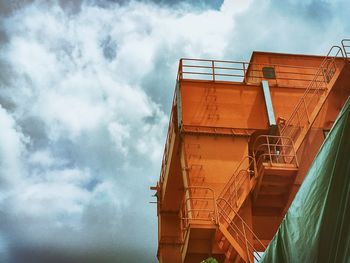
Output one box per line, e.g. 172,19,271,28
217,198,266,263
159,91,177,187
177,58,319,87
253,135,299,168
342,39,350,58
219,156,256,210
280,46,344,146
180,187,218,241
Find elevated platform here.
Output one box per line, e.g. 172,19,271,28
153,39,350,263
253,163,298,216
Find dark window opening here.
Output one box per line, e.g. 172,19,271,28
262,67,276,79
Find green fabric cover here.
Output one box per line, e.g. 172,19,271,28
260,97,350,263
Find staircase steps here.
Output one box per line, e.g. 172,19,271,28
214,42,347,262
281,47,345,152
218,224,248,262
216,198,265,263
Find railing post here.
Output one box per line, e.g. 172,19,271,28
291,139,299,167
266,136,272,164
178,59,183,80
342,39,349,58
325,59,332,83
253,158,258,179
302,98,310,124
320,64,329,85
213,191,218,225
242,221,251,263
212,60,215,81
234,173,238,208
242,62,246,83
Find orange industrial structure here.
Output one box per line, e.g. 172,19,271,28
151,39,350,262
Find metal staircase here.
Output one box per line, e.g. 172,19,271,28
279,45,345,152
250,44,345,215
214,41,348,262
217,198,265,263
216,157,256,261
215,156,266,262
218,157,256,213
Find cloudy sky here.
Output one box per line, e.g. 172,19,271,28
0,0,349,262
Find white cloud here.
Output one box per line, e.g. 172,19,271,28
1,2,171,260
29,149,61,167
15,179,90,218
108,122,130,155
0,106,27,188
38,92,106,139
221,0,253,14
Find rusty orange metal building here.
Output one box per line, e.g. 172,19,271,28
151,39,350,263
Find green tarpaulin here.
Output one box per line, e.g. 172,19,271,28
260,97,350,263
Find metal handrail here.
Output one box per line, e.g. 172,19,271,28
280,45,344,147
253,135,297,153
253,135,299,168
341,39,350,58
326,45,344,57
177,58,320,87
159,91,177,186
218,156,256,210
180,186,218,241
217,198,266,262
253,47,344,164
